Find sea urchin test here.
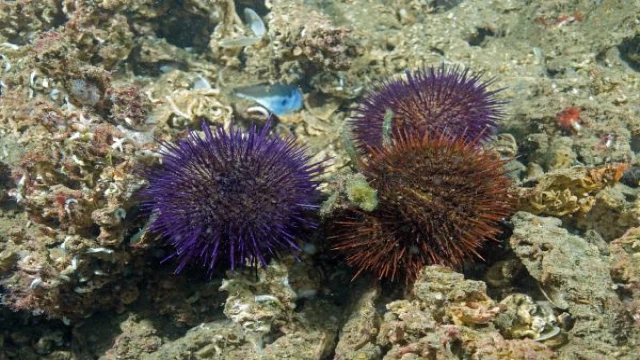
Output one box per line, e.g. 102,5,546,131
140,120,323,272
332,133,515,282
350,66,504,152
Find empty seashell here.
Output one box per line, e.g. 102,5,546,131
233,84,303,116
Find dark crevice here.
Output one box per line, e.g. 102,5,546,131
619,34,640,72
430,0,465,12
467,27,497,47
153,4,216,53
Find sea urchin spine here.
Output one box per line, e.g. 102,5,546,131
141,120,323,273
332,132,515,282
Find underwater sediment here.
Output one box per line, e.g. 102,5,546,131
0,0,639,359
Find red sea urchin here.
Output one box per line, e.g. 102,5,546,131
350,66,504,152
140,121,323,273
332,133,515,282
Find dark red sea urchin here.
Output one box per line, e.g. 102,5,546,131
350,66,504,152
140,121,323,273
332,132,515,282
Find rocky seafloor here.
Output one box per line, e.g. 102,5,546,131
1,0,639,359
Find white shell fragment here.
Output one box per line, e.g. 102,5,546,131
244,8,265,38
219,8,266,48
233,84,303,116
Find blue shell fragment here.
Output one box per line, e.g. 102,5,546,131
233,84,303,116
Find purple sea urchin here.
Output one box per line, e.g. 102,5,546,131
350,66,504,152
140,121,323,272
332,132,515,282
